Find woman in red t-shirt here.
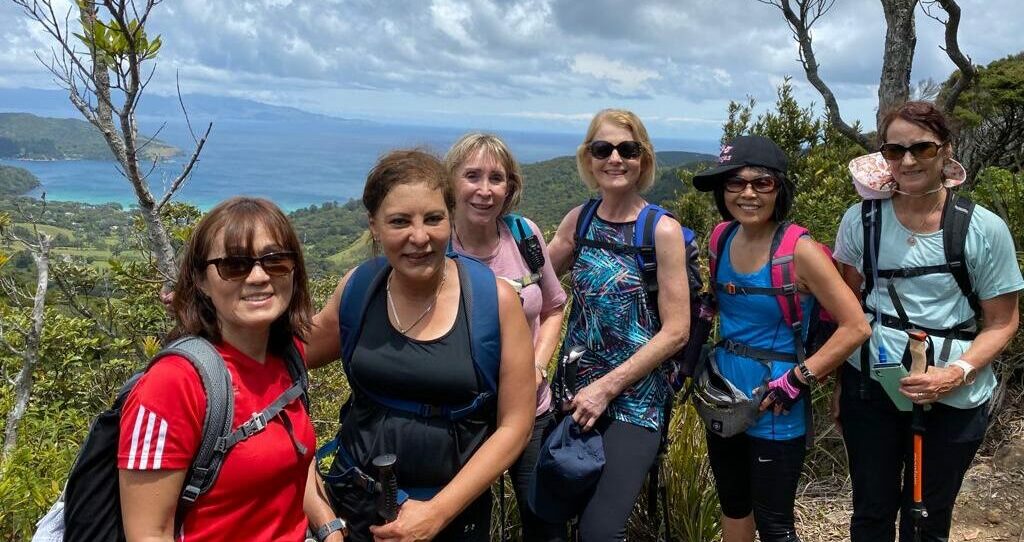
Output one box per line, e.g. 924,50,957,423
118,197,318,541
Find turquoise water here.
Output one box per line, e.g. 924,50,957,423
2,119,717,211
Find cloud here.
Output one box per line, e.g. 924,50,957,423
569,53,660,94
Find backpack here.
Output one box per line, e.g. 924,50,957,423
338,253,501,420
33,336,308,542
573,198,707,387
858,191,978,384
501,213,546,287
709,220,838,366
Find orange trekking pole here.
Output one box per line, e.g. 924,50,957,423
906,329,930,541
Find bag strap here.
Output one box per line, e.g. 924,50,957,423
337,255,500,420
501,213,544,282
151,336,234,505
941,192,980,317
571,198,603,264
633,203,671,318
708,221,740,289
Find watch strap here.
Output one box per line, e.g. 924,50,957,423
949,359,976,385
797,363,817,385
316,518,348,542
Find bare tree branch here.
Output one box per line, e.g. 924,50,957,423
758,0,872,150
156,122,212,212
931,0,978,113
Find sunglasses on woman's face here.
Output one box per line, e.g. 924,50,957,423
588,140,643,160
878,141,945,161
724,175,778,194
205,252,297,281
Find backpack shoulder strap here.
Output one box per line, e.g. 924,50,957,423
861,199,882,302
339,256,390,366
150,336,233,504
281,341,310,409
502,213,544,276
633,203,671,313
942,192,980,316
708,220,738,285
454,254,501,397
572,198,602,251
770,222,810,327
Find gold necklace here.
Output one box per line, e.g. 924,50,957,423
386,262,448,334
905,191,945,247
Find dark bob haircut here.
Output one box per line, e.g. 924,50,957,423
712,166,795,223
168,196,313,354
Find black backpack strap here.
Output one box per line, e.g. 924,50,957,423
152,336,235,505
859,200,882,399
214,379,308,457
942,192,980,317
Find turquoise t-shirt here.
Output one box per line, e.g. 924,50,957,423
833,198,1024,408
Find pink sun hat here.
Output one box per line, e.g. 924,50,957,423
848,152,967,199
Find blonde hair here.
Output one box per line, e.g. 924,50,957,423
444,132,524,217
575,109,656,192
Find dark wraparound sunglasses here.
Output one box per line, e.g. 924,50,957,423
588,140,644,160
879,141,945,161
205,251,297,281
724,175,778,193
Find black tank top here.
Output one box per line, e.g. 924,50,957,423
339,285,495,488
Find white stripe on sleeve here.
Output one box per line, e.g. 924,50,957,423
139,412,157,469
126,406,147,470
153,419,168,470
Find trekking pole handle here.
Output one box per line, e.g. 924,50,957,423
373,454,399,523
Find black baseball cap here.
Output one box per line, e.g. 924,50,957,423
692,135,788,192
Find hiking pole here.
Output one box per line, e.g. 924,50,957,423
556,346,586,412
906,330,930,541
373,454,399,523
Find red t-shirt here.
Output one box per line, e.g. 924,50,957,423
117,340,315,542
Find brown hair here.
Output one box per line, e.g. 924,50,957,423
575,109,656,192
878,101,954,145
444,133,524,217
363,149,454,216
169,197,313,354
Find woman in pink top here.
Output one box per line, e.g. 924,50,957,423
446,133,568,541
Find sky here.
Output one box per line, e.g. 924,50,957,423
1,0,1022,140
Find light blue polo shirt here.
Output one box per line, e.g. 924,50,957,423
833,198,1023,408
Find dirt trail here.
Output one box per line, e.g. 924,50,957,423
796,447,1024,542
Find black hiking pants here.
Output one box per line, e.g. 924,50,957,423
839,364,988,542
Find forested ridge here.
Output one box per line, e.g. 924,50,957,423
0,113,179,161
0,166,39,197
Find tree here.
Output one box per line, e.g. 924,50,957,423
944,53,1024,178
758,0,977,150
11,0,211,289
0,209,52,461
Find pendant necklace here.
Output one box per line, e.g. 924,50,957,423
386,262,448,334
906,193,945,247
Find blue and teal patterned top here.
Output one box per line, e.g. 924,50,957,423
563,215,669,431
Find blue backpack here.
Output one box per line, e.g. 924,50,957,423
338,253,502,420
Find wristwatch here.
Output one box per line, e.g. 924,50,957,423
948,359,977,385
796,363,818,385
315,518,348,542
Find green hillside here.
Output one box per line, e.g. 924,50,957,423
0,112,179,161
0,164,41,196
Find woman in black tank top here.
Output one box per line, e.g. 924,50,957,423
305,150,535,542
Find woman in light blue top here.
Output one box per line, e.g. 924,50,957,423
833,101,1023,542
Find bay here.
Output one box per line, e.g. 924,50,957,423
2,118,718,211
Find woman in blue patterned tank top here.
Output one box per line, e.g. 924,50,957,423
690,135,868,542
545,109,691,541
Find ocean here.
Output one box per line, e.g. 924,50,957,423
2,118,718,211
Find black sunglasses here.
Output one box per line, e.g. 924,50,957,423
205,252,297,281
588,140,644,160
878,141,945,161
724,175,778,194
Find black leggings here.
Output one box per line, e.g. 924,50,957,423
839,364,987,542
576,418,661,542
705,431,806,542
509,410,567,541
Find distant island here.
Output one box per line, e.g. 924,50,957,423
0,164,41,196
0,112,180,161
